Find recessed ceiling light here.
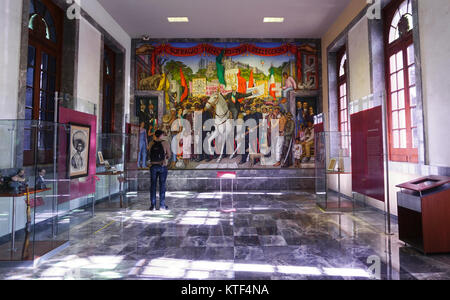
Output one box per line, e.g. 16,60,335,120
168,17,189,23
263,17,284,23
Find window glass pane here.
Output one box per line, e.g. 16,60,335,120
48,94,55,111
40,71,48,90
392,111,399,129
397,71,404,90
396,51,403,70
26,87,33,107
390,74,397,91
48,75,56,93
407,44,415,65
28,46,36,66
399,110,406,128
29,0,35,14
36,0,45,16
24,129,32,151
390,55,396,73
410,86,417,106
398,90,405,109
400,129,407,148
391,92,398,110
48,56,56,74
389,27,397,44
25,108,33,120
399,1,408,16
47,111,55,122
41,53,48,71
393,130,399,148
408,66,415,86
27,67,34,87
40,91,47,110
39,110,46,121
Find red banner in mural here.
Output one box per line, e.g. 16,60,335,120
138,42,318,85
149,43,301,58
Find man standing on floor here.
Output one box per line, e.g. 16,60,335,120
148,130,172,211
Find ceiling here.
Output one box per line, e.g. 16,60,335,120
97,0,352,39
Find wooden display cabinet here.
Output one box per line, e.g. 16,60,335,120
396,176,450,254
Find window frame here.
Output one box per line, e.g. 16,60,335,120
25,0,63,165
337,46,350,153
384,0,418,163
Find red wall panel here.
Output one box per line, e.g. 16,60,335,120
351,106,385,201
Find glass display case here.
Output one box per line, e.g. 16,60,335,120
315,131,363,211
0,120,71,266
93,133,138,211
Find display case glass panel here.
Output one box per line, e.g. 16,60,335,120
0,120,70,264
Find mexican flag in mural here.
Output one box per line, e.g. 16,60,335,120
269,67,276,101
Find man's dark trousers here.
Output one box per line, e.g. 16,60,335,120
150,164,168,208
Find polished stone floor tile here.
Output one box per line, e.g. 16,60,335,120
0,190,449,280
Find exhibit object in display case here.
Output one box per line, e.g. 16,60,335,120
92,133,136,211
0,120,71,266
315,131,360,211
396,176,450,254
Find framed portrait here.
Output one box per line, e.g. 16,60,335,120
68,124,91,179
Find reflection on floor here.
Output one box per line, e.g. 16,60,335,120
0,191,449,280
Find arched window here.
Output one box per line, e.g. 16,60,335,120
24,0,63,165
384,0,417,163
337,47,349,152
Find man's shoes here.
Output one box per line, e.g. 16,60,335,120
160,206,169,211
149,205,155,211
273,162,281,167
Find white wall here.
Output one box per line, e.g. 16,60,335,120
79,0,132,125
0,0,23,169
0,0,22,120
348,16,371,102
418,0,450,167
75,17,102,134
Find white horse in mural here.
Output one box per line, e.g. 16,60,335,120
205,92,234,163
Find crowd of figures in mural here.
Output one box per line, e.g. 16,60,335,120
134,41,320,169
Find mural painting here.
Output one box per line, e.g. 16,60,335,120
135,41,320,169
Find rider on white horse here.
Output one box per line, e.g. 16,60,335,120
222,85,255,120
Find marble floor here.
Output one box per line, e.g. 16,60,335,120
0,191,449,280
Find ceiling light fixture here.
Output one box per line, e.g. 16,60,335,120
168,17,189,23
263,17,284,23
